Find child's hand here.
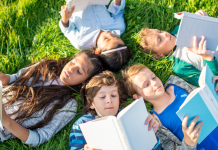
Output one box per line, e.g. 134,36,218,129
195,10,209,16
0,72,10,85
186,36,214,61
182,115,203,147
212,76,218,94
61,4,75,27
84,144,102,150
145,115,159,133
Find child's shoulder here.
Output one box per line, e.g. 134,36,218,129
74,113,96,126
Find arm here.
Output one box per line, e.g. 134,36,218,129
204,57,218,76
4,99,77,147
59,5,82,49
113,0,121,5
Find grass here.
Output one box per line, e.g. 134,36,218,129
0,0,217,149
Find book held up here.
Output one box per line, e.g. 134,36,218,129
79,97,157,150
174,12,218,52
65,0,110,13
176,64,218,143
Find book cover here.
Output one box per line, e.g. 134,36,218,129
176,64,218,143
67,0,110,13
175,12,218,51
79,98,157,150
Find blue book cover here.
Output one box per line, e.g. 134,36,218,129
177,64,218,143
176,90,218,143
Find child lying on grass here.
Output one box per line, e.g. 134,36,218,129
0,50,103,147
139,10,218,87
59,0,131,72
122,64,218,150
69,71,161,150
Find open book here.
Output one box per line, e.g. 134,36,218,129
65,0,110,13
174,12,218,51
0,80,3,130
176,64,218,143
79,98,157,150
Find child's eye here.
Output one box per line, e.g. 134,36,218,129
159,30,162,33
77,70,82,75
152,76,156,80
100,96,105,99
111,95,117,97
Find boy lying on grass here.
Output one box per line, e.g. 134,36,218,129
122,64,218,150
139,10,218,87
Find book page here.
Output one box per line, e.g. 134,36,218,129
175,12,218,51
88,0,110,5
0,81,3,130
67,0,89,13
118,98,157,150
200,64,218,103
79,117,125,150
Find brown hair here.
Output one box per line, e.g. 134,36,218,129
3,50,103,129
80,71,125,115
139,27,156,54
121,64,148,97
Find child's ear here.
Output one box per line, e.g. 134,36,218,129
154,54,164,59
90,103,95,109
95,48,101,55
133,94,141,100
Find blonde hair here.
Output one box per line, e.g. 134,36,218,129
121,64,149,97
139,27,156,54
81,71,125,115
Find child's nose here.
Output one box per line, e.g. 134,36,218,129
107,97,112,103
69,65,77,73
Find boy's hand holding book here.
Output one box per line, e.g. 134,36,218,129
182,115,203,147
61,4,75,27
0,72,10,85
84,144,102,150
212,76,218,94
186,36,214,61
195,10,209,16
145,114,159,133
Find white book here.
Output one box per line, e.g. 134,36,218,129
0,80,3,130
175,12,218,51
79,98,157,150
65,0,110,13
176,64,218,143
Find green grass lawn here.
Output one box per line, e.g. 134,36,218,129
0,0,217,149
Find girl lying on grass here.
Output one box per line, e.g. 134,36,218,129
121,64,218,150
138,10,218,87
69,71,161,150
59,0,131,72
0,50,103,147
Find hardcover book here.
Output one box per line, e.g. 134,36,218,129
175,12,218,51
65,0,110,13
176,64,218,143
79,97,157,150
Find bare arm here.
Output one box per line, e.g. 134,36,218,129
113,0,121,5
2,105,29,142
0,72,10,85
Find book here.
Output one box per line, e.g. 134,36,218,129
65,0,110,13
174,12,218,51
0,80,3,130
79,97,157,150
176,64,218,143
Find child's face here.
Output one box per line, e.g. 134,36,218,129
146,29,176,56
132,68,165,101
60,54,91,85
90,85,120,117
97,31,125,51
